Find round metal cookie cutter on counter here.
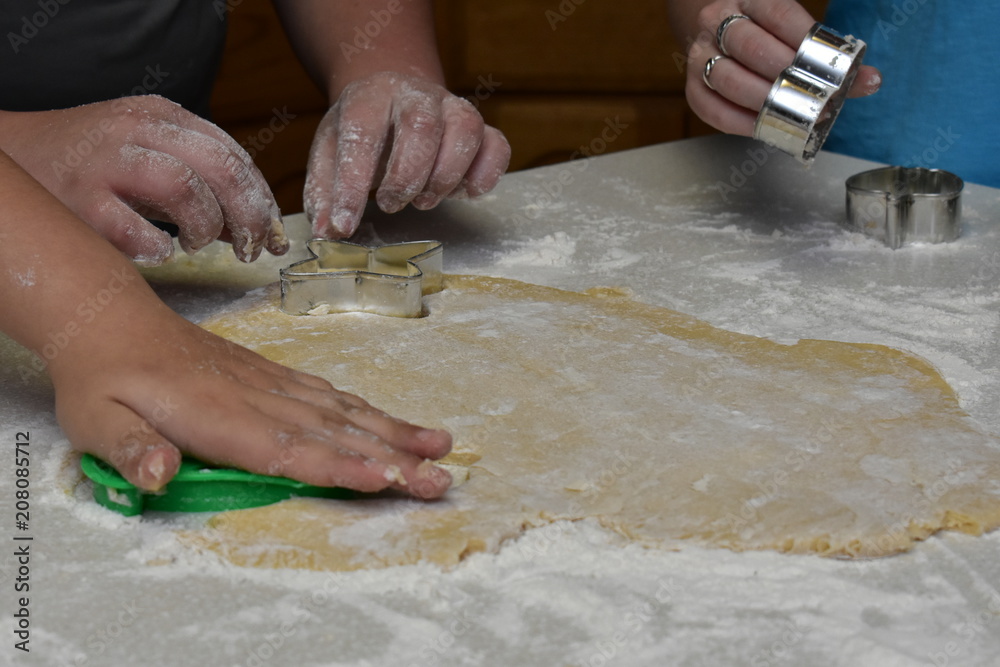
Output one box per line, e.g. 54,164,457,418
754,23,866,165
845,166,963,249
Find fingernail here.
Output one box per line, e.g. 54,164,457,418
267,215,290,255
417,459,452,488
329,208,356,238
231,232,253,262
417,428,452,448
412,193,441,210
180,238,209,255
132,240,175,267
375,191,404,214
868,71,882,94
138,449,170,491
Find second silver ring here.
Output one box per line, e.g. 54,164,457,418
716,14,751,57
703,55,726,91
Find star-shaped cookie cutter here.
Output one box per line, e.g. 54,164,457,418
279,239,443,317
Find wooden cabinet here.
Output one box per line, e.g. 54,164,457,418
211,0,829,212
434,0,691,171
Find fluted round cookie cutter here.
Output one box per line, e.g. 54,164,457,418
754,23,867,165
845,166,963,249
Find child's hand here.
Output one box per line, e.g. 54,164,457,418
0,96,288,265
49,304,453,498
0,144,450,499
304,72,510,239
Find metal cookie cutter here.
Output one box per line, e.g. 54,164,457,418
280,240,443,317
845,166,963,249
754,23,866,164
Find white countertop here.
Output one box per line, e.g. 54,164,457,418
2,135,999,666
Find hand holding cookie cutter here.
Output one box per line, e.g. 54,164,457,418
280,240,443,317
754,23,867,164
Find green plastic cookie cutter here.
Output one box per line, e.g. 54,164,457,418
80,453,354,517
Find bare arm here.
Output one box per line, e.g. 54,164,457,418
272,0,445,101
271,0,510,238
0,150,453,497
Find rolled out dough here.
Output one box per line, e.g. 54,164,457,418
183,275,1000,570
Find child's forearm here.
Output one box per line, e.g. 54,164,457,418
0,149,455,496
270,0,445,101
0,150,163,370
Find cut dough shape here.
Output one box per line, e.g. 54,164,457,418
181,275,1000,570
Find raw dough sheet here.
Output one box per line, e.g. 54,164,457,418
184,275,1000,571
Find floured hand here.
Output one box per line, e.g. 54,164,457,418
0,96,288,265
50,303,453,497
304,72,510,239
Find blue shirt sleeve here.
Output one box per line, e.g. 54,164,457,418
823,0,1000,187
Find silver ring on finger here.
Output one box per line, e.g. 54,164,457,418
716,14,751,57
702,55,726,91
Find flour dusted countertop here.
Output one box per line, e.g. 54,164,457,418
2,136,999,666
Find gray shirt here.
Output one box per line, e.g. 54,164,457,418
0,0,228,117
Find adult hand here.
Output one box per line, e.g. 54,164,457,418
305,72,510,239
683,0,882,136
0,95,288,265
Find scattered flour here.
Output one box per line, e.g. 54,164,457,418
9,267,35,288
494,231,576,267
